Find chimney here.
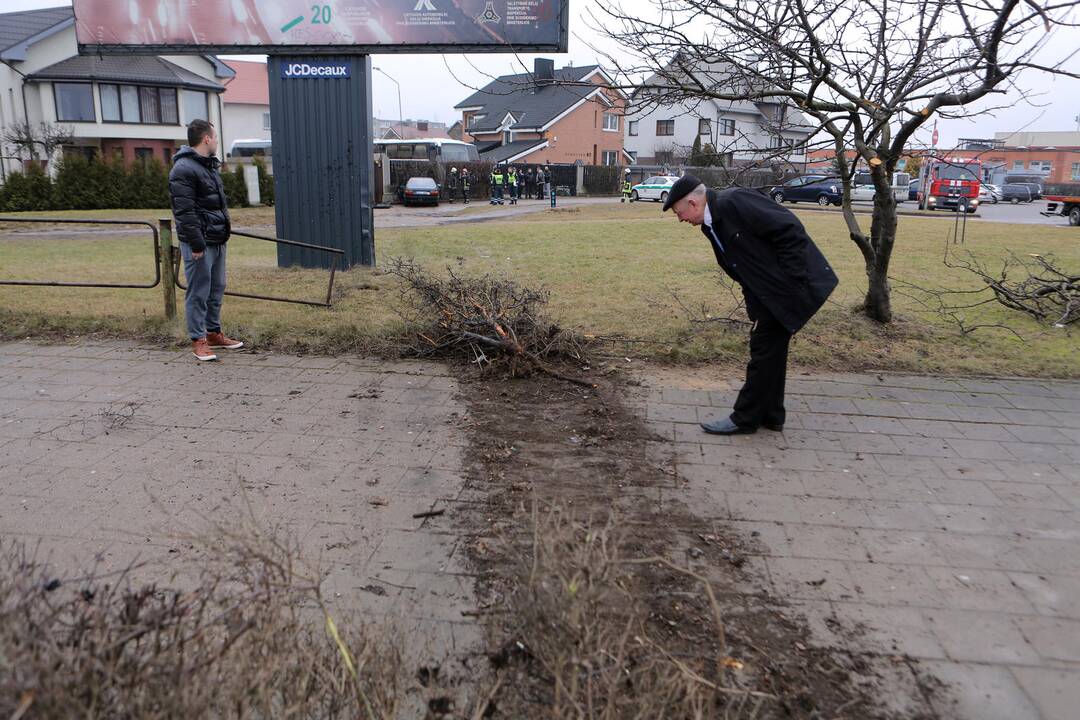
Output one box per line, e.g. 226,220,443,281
534,58,555,86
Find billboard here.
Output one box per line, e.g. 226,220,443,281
71,0,568,54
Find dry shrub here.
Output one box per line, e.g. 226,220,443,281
0,524,402,719
493,504,777,719
385,258,589,380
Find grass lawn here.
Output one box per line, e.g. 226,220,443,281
1,203,1076,377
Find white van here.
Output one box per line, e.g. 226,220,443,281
851,171,911,203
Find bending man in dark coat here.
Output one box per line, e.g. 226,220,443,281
665,176,839,435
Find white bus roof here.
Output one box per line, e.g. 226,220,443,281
374,138,473,147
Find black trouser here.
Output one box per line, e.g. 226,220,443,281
731,300,792,428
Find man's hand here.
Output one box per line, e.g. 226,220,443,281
192,251,204,260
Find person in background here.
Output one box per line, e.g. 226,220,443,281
517,167,527,201
169,119,244,362
622,168,634,203
490,165,505,205
446,167,459,204
507,166,518,205
460,168,470,204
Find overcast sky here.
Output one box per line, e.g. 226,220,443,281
8,0,1080,148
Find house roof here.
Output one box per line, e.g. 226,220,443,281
27,54,225,92
455,64,610,131
221,60,268,105
479,139,549,164
0,6,73,60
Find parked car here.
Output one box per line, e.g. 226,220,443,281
978,183,1000,204
630,175,680,203
767,175,831,200
999,183,1033,204
1016,182,1042,200
771,177,842,206
908,178,921,201
401,176,440,206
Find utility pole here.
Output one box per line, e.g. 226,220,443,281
373,66,403,139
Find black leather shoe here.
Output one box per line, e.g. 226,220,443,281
700,417,757,435
762,423,784,432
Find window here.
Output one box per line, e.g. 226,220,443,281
63,145,97,160
134,147,154,162
601,150,618,165
717,118,735,136
628,120,638,136
656,119,675,136
163,147,172,164
1031,160,1051,172
120,85,139,121
54,83,94,122
1072,162,1080,181
262,112,272,130
503,130,512,145
603,112,619,131
181,89,208,123
626,150,638,163
1012,160,1025,170
136,87,178,124
139,87,160,123
698,118,711,136
159,89,178,124
768,135,784,149
100,84,121,121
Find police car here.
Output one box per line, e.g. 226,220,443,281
630,175,681,203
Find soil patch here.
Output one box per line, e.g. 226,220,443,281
454,368,945,718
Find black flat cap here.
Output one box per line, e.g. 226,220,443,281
662,174,704,211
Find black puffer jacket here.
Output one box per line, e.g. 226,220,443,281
169,146,231,253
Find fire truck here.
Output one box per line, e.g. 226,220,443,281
920,157,982,213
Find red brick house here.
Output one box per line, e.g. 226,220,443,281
454,59,629,165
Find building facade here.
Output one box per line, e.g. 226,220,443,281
0,7,230,180
952,132,1080,184
623,62,811,169
220,59,269,159
454,59,628,165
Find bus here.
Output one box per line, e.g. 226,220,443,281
374,138,479,163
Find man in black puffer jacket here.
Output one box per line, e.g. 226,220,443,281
169,119,243,361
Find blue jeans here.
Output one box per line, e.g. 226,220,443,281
180,242,227,340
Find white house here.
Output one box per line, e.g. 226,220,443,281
220,59,270,159
0,6,231,179
624,62,812,168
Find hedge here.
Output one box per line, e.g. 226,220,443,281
0,154,260,212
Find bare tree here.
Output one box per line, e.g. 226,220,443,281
585,0,1080,322
3,120,74,164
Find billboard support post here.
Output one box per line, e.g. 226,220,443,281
268,55,375,269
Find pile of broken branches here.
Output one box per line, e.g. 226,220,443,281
385,258,591,382
895,251,1079,334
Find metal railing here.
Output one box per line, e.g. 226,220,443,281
0,217,160,288
173,229,343,308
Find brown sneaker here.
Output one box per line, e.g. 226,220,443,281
192,337,217,362
206,331,244,350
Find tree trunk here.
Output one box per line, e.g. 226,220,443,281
863,178,898,322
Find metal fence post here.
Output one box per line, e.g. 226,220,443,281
159,218,176,320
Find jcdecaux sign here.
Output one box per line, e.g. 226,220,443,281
282,62,351,79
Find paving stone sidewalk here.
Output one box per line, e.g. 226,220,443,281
641,371,1080,720
0,340,478,662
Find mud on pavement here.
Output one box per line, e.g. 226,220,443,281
453,369,946,718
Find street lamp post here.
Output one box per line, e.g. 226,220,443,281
372,66,403,139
